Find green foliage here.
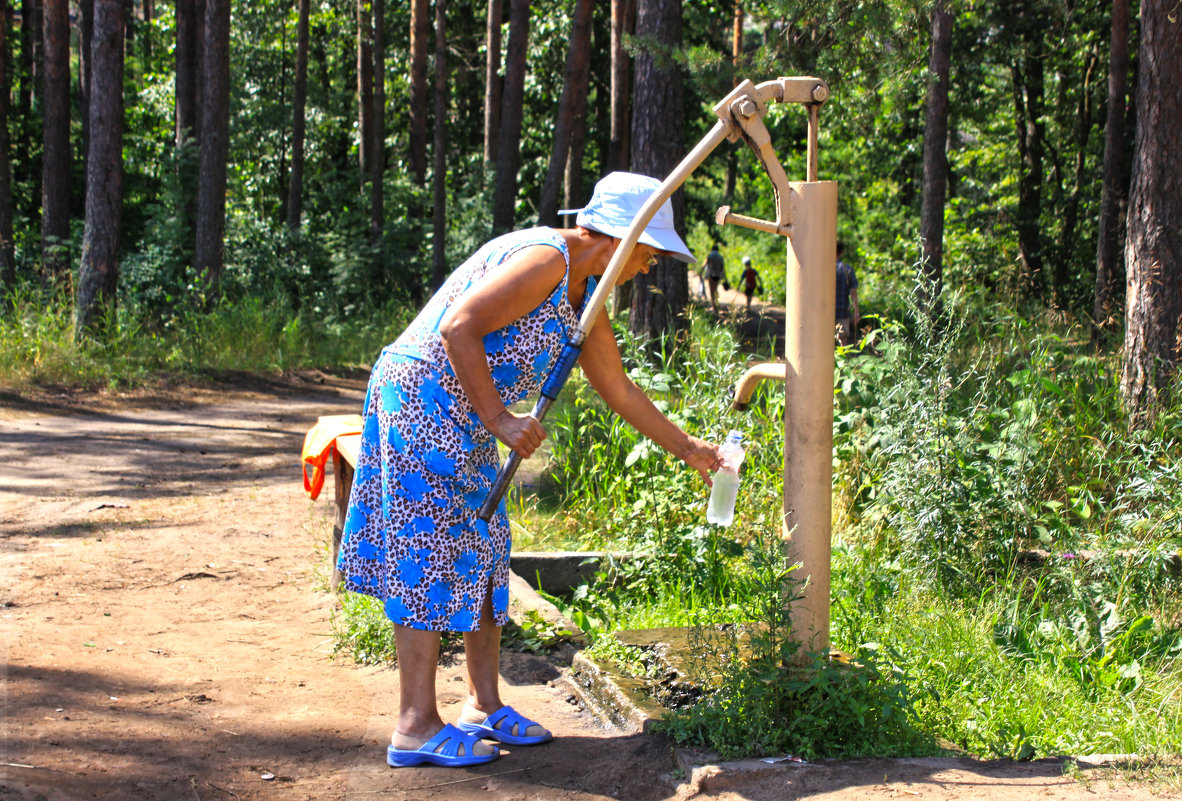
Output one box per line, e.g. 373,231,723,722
655,529,936,761
0,283,406,390
543,313,788,635
832,549,1182,758
331,592,398,665
503,609,578,655
544,286,1182,762
331,592,462,665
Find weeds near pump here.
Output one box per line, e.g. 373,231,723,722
654,528,936,760
551,292,1182,763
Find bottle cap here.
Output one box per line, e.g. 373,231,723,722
726,429,743,442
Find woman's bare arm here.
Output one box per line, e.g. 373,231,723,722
577,314,720,483
439,245,566,458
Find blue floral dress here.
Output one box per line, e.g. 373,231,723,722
336,228,594,632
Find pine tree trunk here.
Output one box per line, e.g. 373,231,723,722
194,0,230,289
76,0,123,335
1054,52,1096,307
141,0,152,64
607,0,634,173
491,0,528,234
287,0,310,232
79,0,92,196
369,0,385,245
1092,0,1129,344
723,0,741,201
356,0,373,184
483,0,501,166
40,0,70,283
0,0,14,295
1121,0,1182,426
17,0,40,218
537,0,593,227
1011,31,1046,298
175,0,202,146
628,0,686,339
175,0,202,257
431,0,448,289
919,0,952,307
408,0,429,186
563,28,591,225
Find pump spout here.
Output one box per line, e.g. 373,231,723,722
730,362,788,411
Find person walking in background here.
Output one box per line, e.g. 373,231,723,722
704,243,726,311
835,241,860,346
740,256,761,313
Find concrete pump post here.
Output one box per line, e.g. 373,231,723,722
782,179,838,655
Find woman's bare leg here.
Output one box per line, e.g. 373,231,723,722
458,591,546,738
462,592,503,714
391,624,496,755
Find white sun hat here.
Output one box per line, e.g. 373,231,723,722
559,171,697,264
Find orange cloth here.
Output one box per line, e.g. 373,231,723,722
301,414,363,500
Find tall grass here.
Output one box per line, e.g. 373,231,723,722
0,285,412,389
548,293,1182,761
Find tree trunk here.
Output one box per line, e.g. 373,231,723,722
194,0,230,289
1011,32,1046,298
123,0,134,65
1053,51,1096,306
537,0,593,227
287,0,310,232
723,0,742,201
141,0,152,64
40,0,70,283
0,0,14,295
17,0,40,216
431,0,447,289
79,0,93,195
356,0,373,184
483,0,501,166
175,0,202,258
1092,0,1130,344
1121,0,1182,426
175,0,202,146
408,0,429,186
76,0,123,335
563,25,592,226
491,0,529,235
628,0,686,340
919,0,952,307
369,0,385,245
607,0,634,173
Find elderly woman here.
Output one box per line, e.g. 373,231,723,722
337,172,721,768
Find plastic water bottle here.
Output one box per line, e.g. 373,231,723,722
706,430,745,526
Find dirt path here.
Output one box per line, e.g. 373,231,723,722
0,375,1169,800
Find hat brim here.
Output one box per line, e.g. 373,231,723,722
558,212,697,264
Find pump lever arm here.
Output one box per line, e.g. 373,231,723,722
714,77,829,239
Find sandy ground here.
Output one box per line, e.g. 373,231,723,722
1,372,1174,800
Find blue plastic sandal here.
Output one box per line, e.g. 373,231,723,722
456,705,553,746
386,723,500,768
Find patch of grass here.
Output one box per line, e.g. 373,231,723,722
548,286,1182,764
833,547,1182,760
330,592,463,665
331,592,398,665
0,286,408,390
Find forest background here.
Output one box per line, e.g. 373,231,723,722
0,0,1177,427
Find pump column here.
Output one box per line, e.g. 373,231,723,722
782,179,838,654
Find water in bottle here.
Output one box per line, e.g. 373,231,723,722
706,430,745,526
